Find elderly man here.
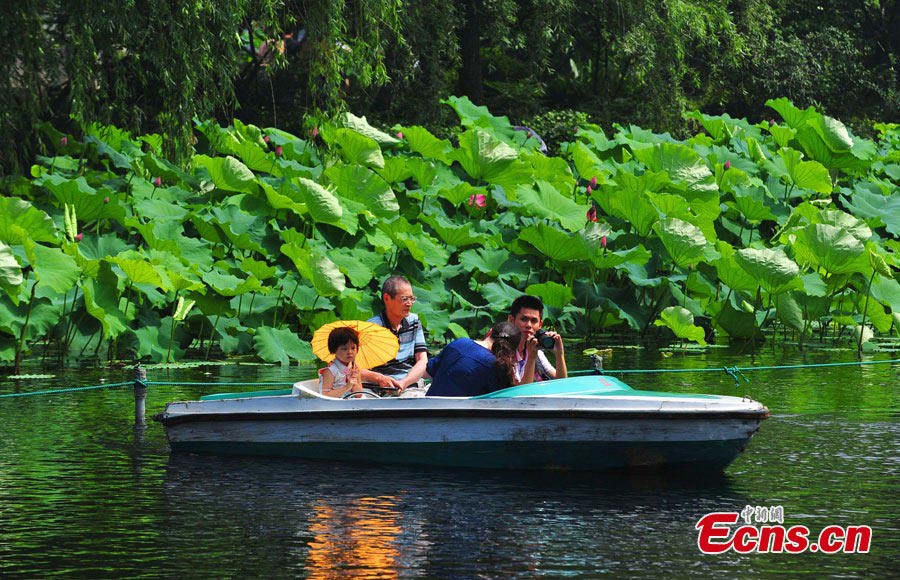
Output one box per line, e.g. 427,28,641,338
360,276,429,391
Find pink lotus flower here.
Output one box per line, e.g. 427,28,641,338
75,233,83,242
275,146,283,157
589,176,598,189
586,205,598,222
600,235,607,248
153,177,162,187
467,194,487,208
723,161,731,170
396,132,404,139
60,137,68,147
263,135,270,143
310,127,319,138
103,196,110,204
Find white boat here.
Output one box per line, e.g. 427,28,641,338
155,374,769,472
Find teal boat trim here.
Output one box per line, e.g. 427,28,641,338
201,388,293,401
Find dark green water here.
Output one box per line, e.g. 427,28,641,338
1,346,897,577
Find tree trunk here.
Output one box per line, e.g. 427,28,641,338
458,0,483,102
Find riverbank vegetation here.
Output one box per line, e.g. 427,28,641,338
1,97,898,370
1,2,898,370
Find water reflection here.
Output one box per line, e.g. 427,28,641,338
162,455,745,577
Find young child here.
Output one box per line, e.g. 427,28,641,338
319,327,363,398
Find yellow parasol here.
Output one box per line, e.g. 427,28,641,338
311,320,400,370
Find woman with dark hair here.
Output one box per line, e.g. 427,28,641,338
425,322,538,397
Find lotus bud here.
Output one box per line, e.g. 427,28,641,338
396,132,404,139
75,233,83,242
586,185,593,196
275,146,283,157
104,196,110,204
468,194,487,208
768,119,775,127
600,235,607,248
263,135,270,143
310,127,319,138
723,161,731,171
153,177,162,187
586,206,598,223
589,176,598,189
60,136,68,147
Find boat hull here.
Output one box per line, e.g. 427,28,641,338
165,415,761,471
158,374,768,471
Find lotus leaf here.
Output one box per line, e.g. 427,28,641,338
633,143,717,193
481,280,524,306
443,95,514,136
734,247,801,295
377,157,414,185
343,113,400,147
0,295,62,341
841,189,900,236
0,241,23,292
134,198,191,222
194,155,258,194
730,186,777,223
253,326,315,366
209,204,268,253
654,217,708,269
766,98,818,129
133,318,184,362
324,165,397,218
524,150,576,194
328,128,385,169
281,243,346,296
526,281,573,309
792,224,866,275
0,198,58,245
38,175,126,223
81,263,129,338
593,245,651,270
799,272,827,297
259,181,307,217
400,126,452,163
569,141,605,182
708,302,756,338
294,177,343,223
459,248,510,279
515,180,589,232
518,222,589,262
769,149,832,194
449,129,517,182
420,215,482,248
202,270,263,297
775,292,805,332
654,306,707,345
22,240,79,294
326,247,375,288
109,254,167,290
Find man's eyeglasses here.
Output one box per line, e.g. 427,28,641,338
396,295,417,305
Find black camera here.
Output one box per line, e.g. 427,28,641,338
533,329,555,349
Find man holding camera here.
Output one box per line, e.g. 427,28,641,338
508,295,568,383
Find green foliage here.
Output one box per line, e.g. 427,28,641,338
1,96,898,371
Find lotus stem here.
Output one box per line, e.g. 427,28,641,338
857,270,876,357
13,284,38,374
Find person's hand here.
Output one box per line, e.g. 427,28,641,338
524,335,539,360
372,372,401,388
546,330,564,355
346,364,362,392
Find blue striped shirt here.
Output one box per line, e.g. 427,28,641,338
367,311,428,380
